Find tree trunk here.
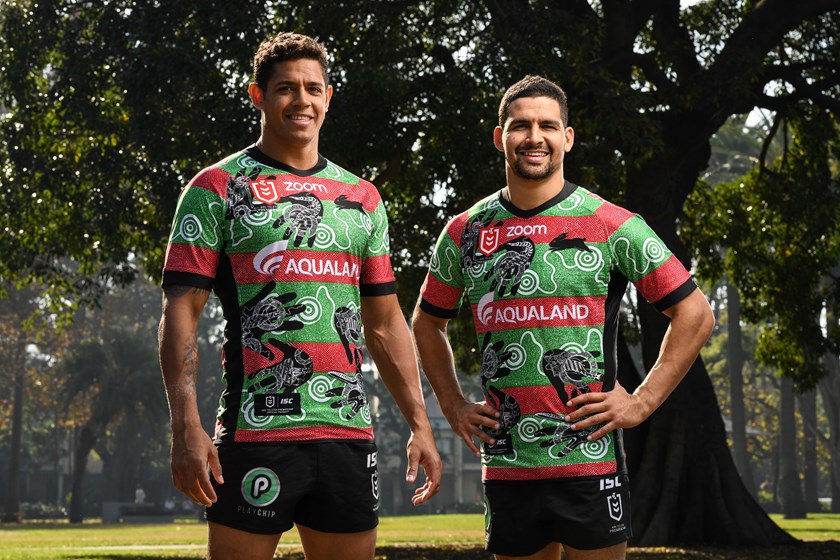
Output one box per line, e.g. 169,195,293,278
622,146,794,545
1,347,24,523
626,301,793,545
798,389,820,512
726,282,754,495
819,350,840,513
779,377,806,519
68,424,98,523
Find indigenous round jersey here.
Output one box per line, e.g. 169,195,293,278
419,182,696,481
162,146,395,446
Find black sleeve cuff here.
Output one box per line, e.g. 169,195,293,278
360,281,398,297
419,298,459,319
161,271,215,291
652,278,697,312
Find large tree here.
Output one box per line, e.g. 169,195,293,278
2,0,839,545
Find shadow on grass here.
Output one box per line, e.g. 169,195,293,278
60,541,840,560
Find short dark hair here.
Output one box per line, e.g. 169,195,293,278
253,32,329,91
498,75,569,128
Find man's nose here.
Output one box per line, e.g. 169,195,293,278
291,86,310,105
527,124,544,143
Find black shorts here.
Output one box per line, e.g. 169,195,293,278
483,473,632,556
206,441,379,535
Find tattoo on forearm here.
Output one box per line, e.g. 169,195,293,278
182,338,199,382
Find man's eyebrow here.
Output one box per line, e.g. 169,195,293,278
507,118,563,127
272,79,325,88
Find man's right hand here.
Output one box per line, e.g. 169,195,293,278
444,399,501,457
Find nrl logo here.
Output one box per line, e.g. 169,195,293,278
478,226,501,256
607,492,623,521
250,179,280,205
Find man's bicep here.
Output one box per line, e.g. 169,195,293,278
162,284,211,318
360,293,403,328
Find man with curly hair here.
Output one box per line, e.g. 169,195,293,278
159,32,441,560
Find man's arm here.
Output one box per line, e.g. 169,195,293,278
158,285,223,506
565,288,715,440
361,293,442,505
411,306,500,457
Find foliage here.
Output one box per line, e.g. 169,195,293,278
685,108,840,390
0,0,269,320
700,300,833,500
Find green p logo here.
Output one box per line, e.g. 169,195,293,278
241,467,280,507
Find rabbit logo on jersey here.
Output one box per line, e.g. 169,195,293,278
241,467,280,508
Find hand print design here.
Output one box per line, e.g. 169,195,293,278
241,282,305,360
541,348,604,403
247,339,313,395
272,192,324,247
483,236,535,296
460,207,500,268
533,412,601,455
225,167,262,220
479,332,513,387
334,306,363,365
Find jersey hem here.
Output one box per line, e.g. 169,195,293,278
419,298,459,319
652,277,696,311
161,270,214,290
360,281,397,296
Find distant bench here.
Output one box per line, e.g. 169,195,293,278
102,502,174,524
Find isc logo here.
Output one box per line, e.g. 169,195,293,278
599,476,622,491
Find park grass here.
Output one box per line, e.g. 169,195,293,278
0,513,838,559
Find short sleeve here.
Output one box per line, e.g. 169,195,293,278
359,185,397,296
418,218,467,318
607,213,695,311
161,173,226,290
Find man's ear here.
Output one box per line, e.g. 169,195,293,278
248,83,263,110
493,126,504,152
325,84,334,112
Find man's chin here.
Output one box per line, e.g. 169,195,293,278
513,163,557,181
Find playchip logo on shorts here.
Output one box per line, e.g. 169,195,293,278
241,467,280,507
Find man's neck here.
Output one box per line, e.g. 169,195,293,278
256,136,320,171
504,172,566,211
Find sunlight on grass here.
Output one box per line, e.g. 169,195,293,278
771,513,840,541
0,513,837,559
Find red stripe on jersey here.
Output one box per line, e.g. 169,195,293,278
259,176,380,211
593,200,635,234
164,243,219,278
234,425,374,443
483,460,617,480
234,249,363,285
420,274,464,311
489,383,604,416
445,214,469,249
242,341,360,376
188,167,231,197
361,253,396,285
472,295,606,333
635,255,691,303
492,214,611,245
497,385,567,415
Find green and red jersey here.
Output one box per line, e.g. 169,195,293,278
163,146,395,446
419,182,696,481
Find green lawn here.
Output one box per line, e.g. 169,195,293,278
0,513,837,559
